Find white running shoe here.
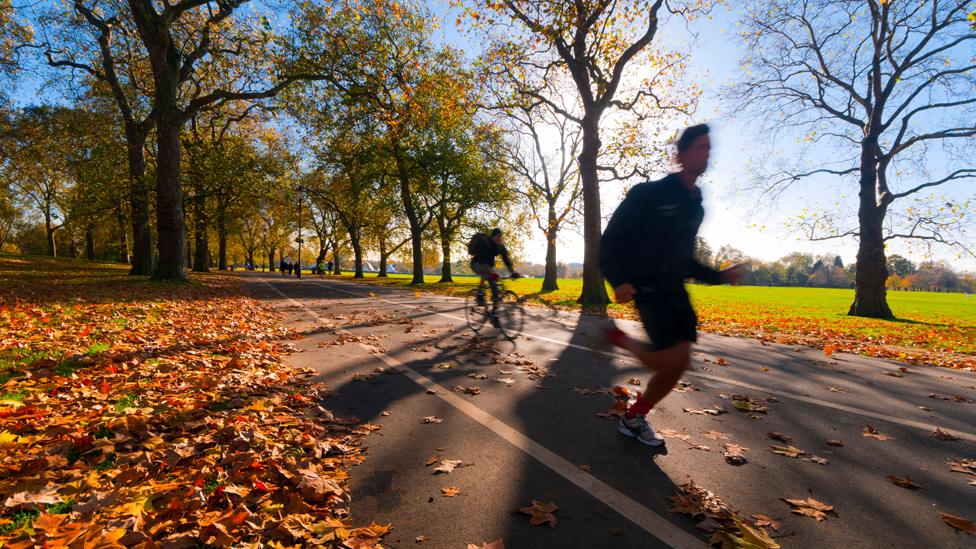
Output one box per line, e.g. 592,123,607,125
618,415,665,446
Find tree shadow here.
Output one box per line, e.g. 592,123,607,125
283,276,700,547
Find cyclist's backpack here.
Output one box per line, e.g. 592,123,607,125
467,232,489,255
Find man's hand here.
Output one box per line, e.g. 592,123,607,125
613,283,637,304
720,262,747,285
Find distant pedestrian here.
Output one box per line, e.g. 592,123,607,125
326,260,334,273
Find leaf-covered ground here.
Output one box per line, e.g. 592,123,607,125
0,255,384,547
324,272,976,370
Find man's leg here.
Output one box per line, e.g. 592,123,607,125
488,273,500,311
626,342,692,416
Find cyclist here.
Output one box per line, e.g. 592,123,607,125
468,228,521,313
600,124,743,446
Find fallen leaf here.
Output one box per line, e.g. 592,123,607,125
422,416,443,424
828,386,849,393
518,500,558,528
723,443,748,466
823,345,838,357
702,431,729,440
466,540,504,549
751,514,781,531
658,429,690,441
862,425,893,441
432,460,464,474
782,497,835,521
578,464,591,473
826,439,844,447
804,456,830,465
767,432,793,443
416,535,431,543
932,428,961,441
939,512,976,534
886,475,922,490
425,455,440,466
627,378,641,386
441,486,461,497
682,407,725,416
770,445,810,458
667,494,703,516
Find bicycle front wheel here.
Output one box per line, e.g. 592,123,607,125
495,290,524,340
465,288,488,333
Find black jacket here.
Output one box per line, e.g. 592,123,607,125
600,173,721,290
472,238,514,272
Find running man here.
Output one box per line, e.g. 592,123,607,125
469,228,520,309
600,124,743,446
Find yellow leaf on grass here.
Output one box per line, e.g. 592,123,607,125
0,430,20,444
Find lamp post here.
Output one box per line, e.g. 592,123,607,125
296,185,305,279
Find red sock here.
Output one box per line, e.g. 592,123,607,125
625,396,653,419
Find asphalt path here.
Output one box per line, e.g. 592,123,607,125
246,273,976,549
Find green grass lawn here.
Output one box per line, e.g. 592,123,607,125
322,271,975,367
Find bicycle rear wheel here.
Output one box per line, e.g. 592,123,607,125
465,288,488,333
495,290,524,340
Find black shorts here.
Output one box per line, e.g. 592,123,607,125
635,290,697,350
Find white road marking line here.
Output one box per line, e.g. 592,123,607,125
258,277,705,549
296,278,976,443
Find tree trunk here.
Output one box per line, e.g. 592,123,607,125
85,224,95,260
217,209,228,270
542,231,559,292
396,158,424,284
44,210,57,257
439,229,453,283
152,106,187,280
577,114,609,305
350,228,364,278
378,237,389,278
191,186,209,272
115,202,130,263
332,250,341,275
268,246,276,272
542,202,559,291
126,125,154,275
848,137,892,318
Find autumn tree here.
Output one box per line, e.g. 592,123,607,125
291,0,477,284
494,95,582,291
118,0,331,280
0,0,29,96
459,0,712,304
731,0,975,318
2,107,77,256
60,105,131,262
33,0,158,274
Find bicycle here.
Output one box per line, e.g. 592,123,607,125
464,274,525,340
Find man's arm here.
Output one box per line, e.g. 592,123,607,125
688,259,723,285
600,190,643,288
499,244,515,274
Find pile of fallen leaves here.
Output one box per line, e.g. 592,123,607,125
667,481,781,548
0,259,383,547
